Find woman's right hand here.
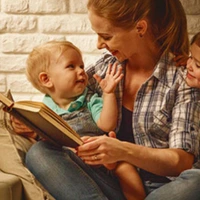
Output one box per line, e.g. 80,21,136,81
77,131,124,166
10,115,38,139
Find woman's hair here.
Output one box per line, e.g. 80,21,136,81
191,32,200,47
87,0,189,57
26,40,82,94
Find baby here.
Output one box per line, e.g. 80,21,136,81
26,40,145,200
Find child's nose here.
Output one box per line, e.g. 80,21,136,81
187,58,193,71
77,68,85,74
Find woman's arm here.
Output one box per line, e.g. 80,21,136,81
77,133,194,177
10,115,38,139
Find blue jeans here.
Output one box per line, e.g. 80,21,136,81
26,141,200,200
145,169,200,200
25,141,126,200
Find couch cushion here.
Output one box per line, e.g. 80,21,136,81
0,91,55,200
0,171,22,200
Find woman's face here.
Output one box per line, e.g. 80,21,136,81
88,9,138,62
186,42,200,88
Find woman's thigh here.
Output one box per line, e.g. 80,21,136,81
145,169,200,200
26,141,126,200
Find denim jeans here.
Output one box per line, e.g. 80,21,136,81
26,141,126,200
145,169,200,200
26,141,200,200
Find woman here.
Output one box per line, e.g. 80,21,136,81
15,0,200,199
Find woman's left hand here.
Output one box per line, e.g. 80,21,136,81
77,132,124,166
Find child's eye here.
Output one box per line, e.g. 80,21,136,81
80,65,84,69
195,63,200,68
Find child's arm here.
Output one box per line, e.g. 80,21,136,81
93,62,123,132
114,162,146,200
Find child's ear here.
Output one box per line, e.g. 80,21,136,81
39,72,53,88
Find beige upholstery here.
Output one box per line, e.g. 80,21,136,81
0,92,55,200
0,171,22,200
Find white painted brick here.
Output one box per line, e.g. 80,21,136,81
2,0,29,13
66,35,99,53
0,55,27,72
1,34,66,53
13,93,43,101
28,0,69,14
180,0,200,15
38,15,92,33
0,75,6,92
7,74,37,93
0,0,198,100
70,0,87,13
0,14,36,32
187,15,200,34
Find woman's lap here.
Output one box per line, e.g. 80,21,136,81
145,169,200,200
26,141,200,200
25,141,126,200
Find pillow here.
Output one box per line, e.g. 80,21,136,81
0,91,55,200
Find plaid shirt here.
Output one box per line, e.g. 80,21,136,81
86,52,200,163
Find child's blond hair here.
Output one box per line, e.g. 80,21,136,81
26,40,82,94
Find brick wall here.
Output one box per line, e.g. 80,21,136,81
0,0,200,101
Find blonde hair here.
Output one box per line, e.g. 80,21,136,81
26,40,82,93
87,0,189,57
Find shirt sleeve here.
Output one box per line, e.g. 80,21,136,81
87,93,103,123
169,70,200,161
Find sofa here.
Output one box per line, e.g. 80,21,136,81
0,93,55,200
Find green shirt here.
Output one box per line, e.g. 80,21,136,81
43,88,103,123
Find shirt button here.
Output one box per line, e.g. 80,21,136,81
71,103,77,108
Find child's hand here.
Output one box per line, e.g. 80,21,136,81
93,62,123,94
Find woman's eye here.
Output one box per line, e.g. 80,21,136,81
67,65,74,69
103,36,112,41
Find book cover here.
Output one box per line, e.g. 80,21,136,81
0,91,83,148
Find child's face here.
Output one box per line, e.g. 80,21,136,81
49,48,88,99
186,42,200,88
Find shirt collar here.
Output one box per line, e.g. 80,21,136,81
152,52,179,87
43,88,88,115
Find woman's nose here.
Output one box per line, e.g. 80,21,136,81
97,36,106,49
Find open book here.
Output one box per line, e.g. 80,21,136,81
0,91,83,148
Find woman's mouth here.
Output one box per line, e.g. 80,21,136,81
110,50,118,56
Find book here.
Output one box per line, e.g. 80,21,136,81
0,91,83,148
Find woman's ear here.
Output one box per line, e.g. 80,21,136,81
39,72,53,88
136,20,147,37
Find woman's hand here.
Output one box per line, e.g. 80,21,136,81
77,131,124,166
10,115,37,139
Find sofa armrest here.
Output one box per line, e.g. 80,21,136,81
0,171,22,200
